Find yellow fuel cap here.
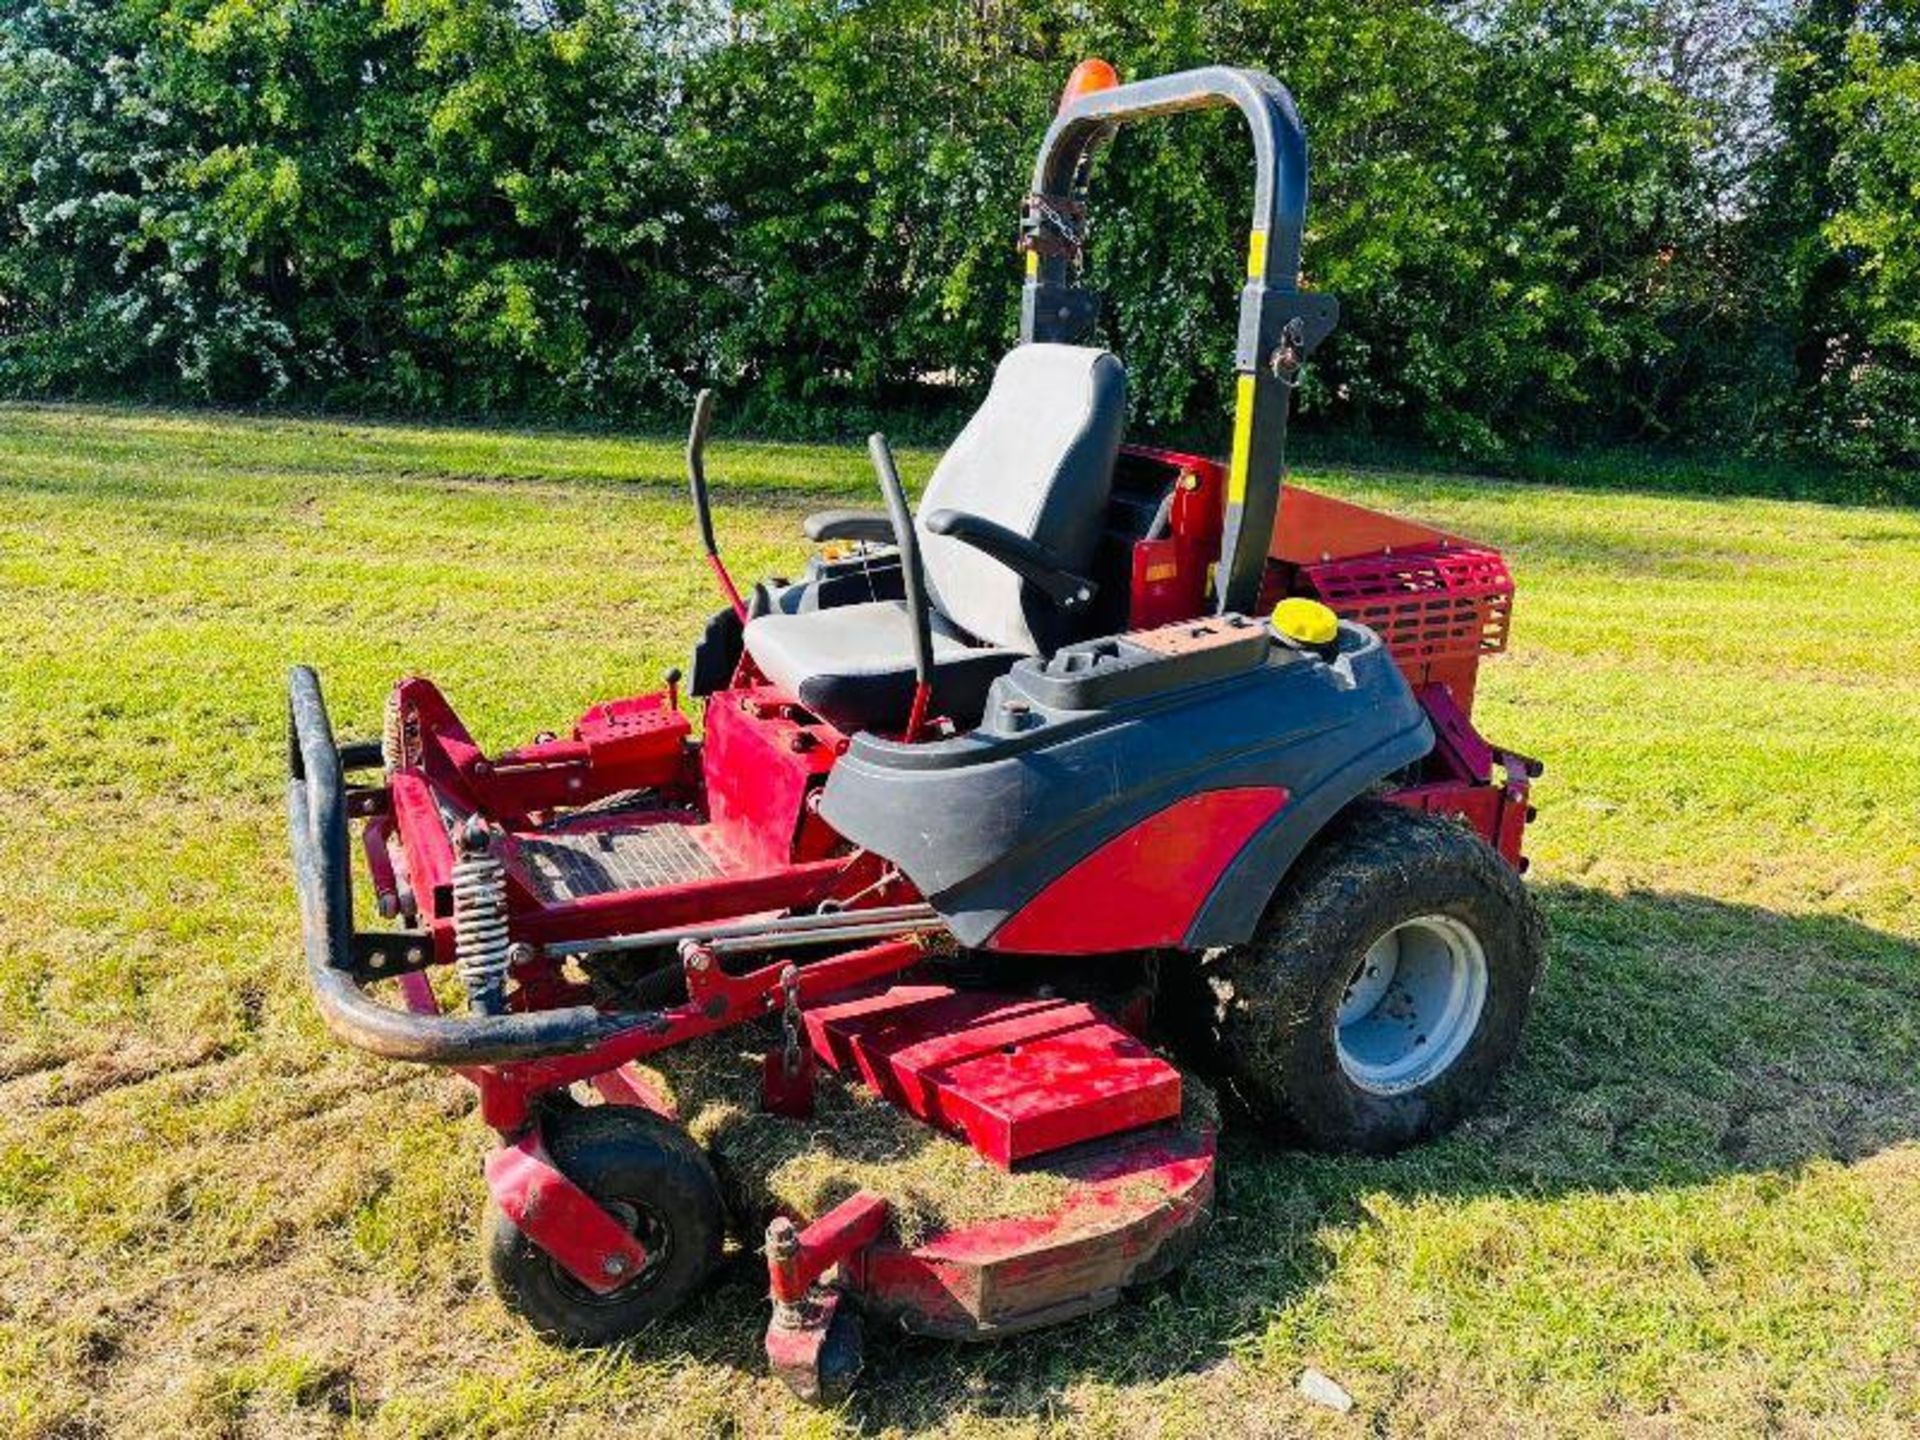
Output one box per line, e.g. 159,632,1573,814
1271,597,1340,648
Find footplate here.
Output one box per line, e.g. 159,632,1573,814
515,821,723,901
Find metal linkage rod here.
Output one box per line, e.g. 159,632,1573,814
547,903,946,960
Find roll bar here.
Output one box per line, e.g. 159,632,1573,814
1019,65,1339,617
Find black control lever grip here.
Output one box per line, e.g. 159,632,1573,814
686,388,719,557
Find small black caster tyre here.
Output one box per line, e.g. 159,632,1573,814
814,1306,866,1405
1178,800,1546,1155
484,1105,726,1346
769,1301,866,1405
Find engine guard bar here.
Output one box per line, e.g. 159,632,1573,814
286,665,657,1065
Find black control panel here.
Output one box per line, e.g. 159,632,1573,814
1004,615,1276,710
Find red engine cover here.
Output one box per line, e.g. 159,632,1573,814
988,786,1289,954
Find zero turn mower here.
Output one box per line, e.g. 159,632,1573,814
287,60,1545,1400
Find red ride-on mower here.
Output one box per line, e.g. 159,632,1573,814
287,62,1545,1400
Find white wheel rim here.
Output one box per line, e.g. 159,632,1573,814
1335,914,1489,1096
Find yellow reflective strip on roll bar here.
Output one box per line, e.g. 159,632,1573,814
1025,250,1039,279
1226,229,1272,505
1227,373,1256,504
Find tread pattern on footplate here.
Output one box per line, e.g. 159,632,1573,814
518,825,722,900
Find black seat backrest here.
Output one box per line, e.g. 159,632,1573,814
914,344,1127,654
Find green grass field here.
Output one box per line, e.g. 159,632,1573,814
1,402,1916,1438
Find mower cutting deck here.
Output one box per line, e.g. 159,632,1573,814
287,59,1545,1401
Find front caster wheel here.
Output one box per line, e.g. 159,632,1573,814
769,1302,866,1405
484,1106,726,1345
1176,800,1546,1154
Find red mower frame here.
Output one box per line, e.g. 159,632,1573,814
287,428,1534,1366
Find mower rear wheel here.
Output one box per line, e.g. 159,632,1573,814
1177,800,1545,1154
484,1106,726,1346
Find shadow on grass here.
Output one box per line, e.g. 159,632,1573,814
477,882,1920,1426
809,882,1920,1427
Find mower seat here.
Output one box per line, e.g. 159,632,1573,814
745,600,1022,733
744,343,1126,733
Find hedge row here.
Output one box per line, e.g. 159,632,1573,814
1,0,1914,473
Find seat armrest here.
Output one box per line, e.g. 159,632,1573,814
923,509,1098,612
803,509,896,545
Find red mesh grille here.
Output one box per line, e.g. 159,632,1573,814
1300,546,1512,665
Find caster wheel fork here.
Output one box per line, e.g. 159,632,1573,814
767,1286,866,1405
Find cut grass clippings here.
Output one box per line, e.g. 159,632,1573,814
633,1021,1220,1247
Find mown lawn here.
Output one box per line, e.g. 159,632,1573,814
1,402,1916,1438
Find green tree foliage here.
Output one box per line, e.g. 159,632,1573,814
0,0,713,409
1757,0,1919,468
0,0,1912,475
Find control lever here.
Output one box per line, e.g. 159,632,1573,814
686,389,748,621
867,433,935,741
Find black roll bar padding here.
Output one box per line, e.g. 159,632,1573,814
866,435,935,700
686,388,720,557
286,665,653,1065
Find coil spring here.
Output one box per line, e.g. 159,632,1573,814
381,688,405,773
451,824,511,1014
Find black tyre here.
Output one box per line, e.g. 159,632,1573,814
1174,800,1545,1154
484,1106,726,1346
814,1307,866,1405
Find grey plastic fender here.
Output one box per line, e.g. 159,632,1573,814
820,622,1432,949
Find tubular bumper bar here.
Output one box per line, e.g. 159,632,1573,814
286,665,654,1065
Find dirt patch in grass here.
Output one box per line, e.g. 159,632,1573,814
19,1034,239,1110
